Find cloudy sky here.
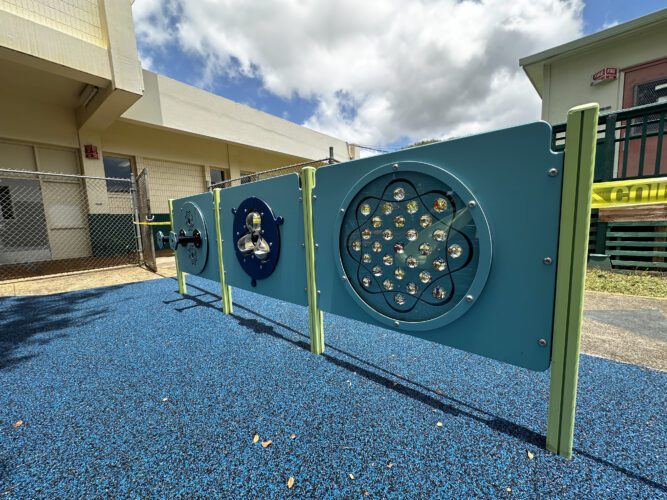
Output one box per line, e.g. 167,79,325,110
132,0,665,150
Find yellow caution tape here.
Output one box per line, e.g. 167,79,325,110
133,221,172,226
591,176,667,209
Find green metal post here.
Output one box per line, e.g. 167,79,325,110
546,103,599,458
168,198,187,295
301,166,324,354
213,189,233,314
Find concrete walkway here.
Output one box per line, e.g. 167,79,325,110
583,291,667,372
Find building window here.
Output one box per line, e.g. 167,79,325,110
0,186,13,219
210,168,227,186
103,155,133,192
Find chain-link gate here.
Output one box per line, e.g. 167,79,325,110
136,168,157,272
0,168,140,281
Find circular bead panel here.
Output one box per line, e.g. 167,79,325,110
340,170,480,323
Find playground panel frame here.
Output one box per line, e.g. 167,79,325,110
314,121,564,372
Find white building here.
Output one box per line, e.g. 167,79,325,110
520,9,667,124
0,1,354,274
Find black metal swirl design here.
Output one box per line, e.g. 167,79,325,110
340,172,477,321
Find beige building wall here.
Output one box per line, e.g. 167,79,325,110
0,0,106,47
124,71,352,163
543,25,667,123
101,120,305,213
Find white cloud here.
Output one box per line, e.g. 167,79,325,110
133,0,583,145
601,20,620,30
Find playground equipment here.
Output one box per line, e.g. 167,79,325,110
160,104,603,458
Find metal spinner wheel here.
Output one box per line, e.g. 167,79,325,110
171,201,209,275
338,162,492,330
232,197,284,286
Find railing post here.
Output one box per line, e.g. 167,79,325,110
168,198,187,295
601,113,616,181
213,188,233,314
301,166,324,354
655,112,665,175
546,103,599,459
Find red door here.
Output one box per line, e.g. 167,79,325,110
619,58,667,178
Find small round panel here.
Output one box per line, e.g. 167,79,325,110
232,197,283,285
174,201,209,275
337,161,492,331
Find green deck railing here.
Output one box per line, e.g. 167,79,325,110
552,100,667,181
553,101,667,270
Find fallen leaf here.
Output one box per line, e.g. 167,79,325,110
290,433,296,439
287,477,295,489
252,434,259,444
526,450,534,460
435,389,444,395
436,421,443,427
12,420,23,428
386,463,394,469
348,473,355,480
261,440,272,448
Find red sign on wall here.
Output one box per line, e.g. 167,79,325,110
591,67,618,86
84,144,99,159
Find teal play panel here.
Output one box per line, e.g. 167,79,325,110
218,173,308,307
314,122,563,371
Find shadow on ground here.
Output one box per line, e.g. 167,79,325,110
0,287,120,370
176,280,666,494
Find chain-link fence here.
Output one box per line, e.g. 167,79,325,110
0,168,140,281
210,157,338,189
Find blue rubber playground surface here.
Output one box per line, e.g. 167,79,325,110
1,276,666,497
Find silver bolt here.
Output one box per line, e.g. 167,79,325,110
543,257,553,265
317,290,321,295
465,294,474,302
394,320,400,326
301,243,305,247
313,195,317,200
468,200,477,209
315,243,319,248
392,163,399,170
342,275,348,280
548,168,558,177
538,338,547,347
340,208,345,213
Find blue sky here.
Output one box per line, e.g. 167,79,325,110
133,1,665,150
582,0,665,33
